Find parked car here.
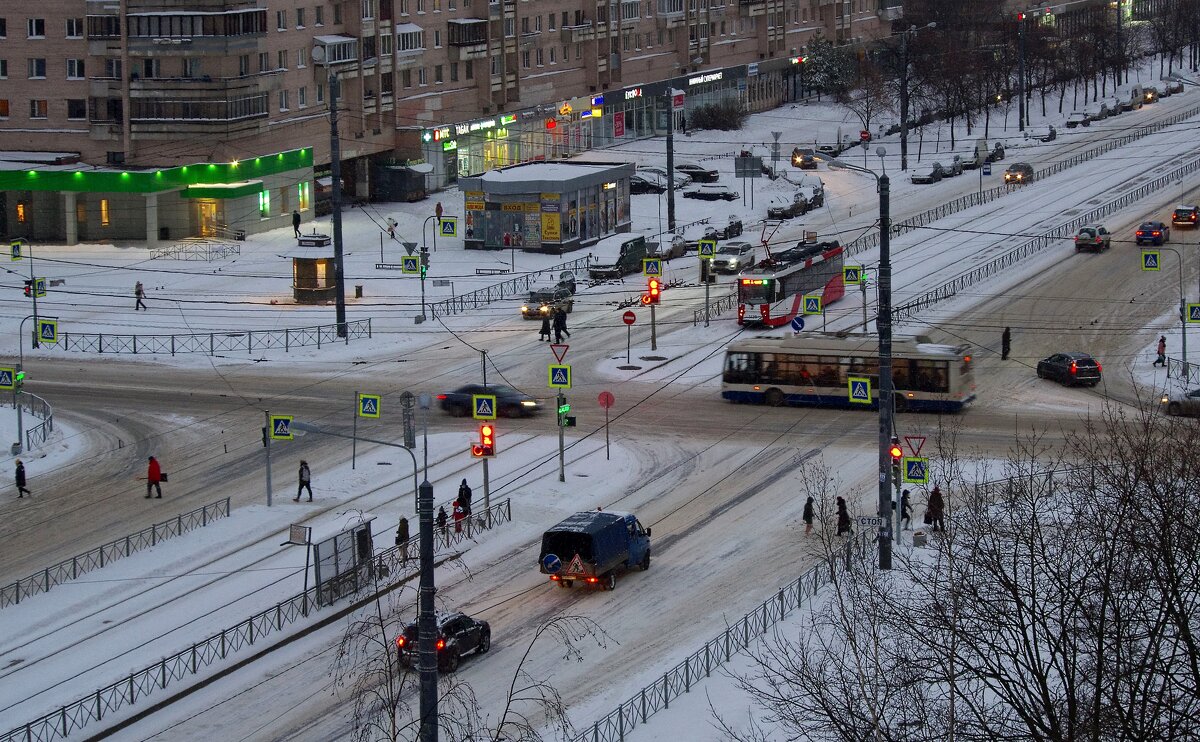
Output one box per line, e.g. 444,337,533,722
1037,352,1102,387
795,175,825,207
438,384,540,417
911,162,946,184
1102,96,1122,115
1074,225,1111,252
1065,111,1091,128
555,270,577,295
791,148,818,169
1004,162,1035,184
767,191,810,220
1172,205,1199,227
396,612,491,672
961,149,984,170
1086,102,1110,120
985,142,1006,163
1028,124,1057,142
1161,388,1200,416
520,286,573,320
1136,221,1171,245
711,242,756,273
1161,79,1186,95
1143,86,1160,104
650,234,687,260
637,166,690,189
943,155,964,177
683,184,739,201
674,163,720,183
629,173,667,195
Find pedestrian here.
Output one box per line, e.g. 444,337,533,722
295,460,312,502
436,505,448,536
396,516,410,562
145,455,163,499
680,114,687,134
836,496,851,536
1001,327,1011,361
901,489,912,530
538,314,552,342
458,478,473,517
15,459,30,498
928,485,946,532
386,219,396,241
292,209,301,238
135,281,147,311
802,496,814,535
1154,335,1167,367
453,499,465,533
553,307,571,343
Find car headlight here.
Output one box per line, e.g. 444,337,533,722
1162,395,1170,403
521,305,529,312
521,400,537,407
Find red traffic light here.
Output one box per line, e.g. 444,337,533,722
888,438,903,461
647,277,661,304
472,423,496,457
640,293,652,305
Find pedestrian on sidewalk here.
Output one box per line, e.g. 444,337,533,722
901,489,912,530
458,478,473,517
396,516,410,563
292,210,302,238
436,505,448,543
135,281,148,311
553,307,571,343
1001,327,1011,360
836,496,851,536
453,498,465,534
295,460,312,502
145,456,163,499
802,496,814,535
928,485,946,532
1154,335,1167,367
15,459,30,498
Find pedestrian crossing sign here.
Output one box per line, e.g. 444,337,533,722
401,255,420,274
803,294,823,315
1189,304,1200,323
848,376,871,404
0,368,13,390
357,394,381,418
1142,251,1160,271
37,319,58,344
548,364,572,389
902,457,930,484
472,394,497,420
642,258,662,277
270,415,293,440
33,277,46,298
440,217,458,237
10,241,21,261
843,266,862,285
698,240,717,259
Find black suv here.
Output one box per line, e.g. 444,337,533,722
1036,352,1102,387
396,612,491,672
1004,162,1035,184
1172,205,1199,228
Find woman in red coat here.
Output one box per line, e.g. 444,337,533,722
453,499,465,533
146,456,163,499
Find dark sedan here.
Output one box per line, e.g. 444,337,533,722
629,174,667,195
1036,352,1102,387
674,163,720,183
1135,221,1171,245
396,611,491,673
1003,162,1035,184
683,185,739,201
438,384,540,417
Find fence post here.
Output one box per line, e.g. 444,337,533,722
210,333,214,355
44,569,49,594
161,658,167,688
151,523,157,547
684,656,691,692
662,674,669,709
641,688,647,722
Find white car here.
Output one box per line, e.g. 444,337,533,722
711,242,755,273
1065,112,1090,128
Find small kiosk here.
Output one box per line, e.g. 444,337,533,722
286,233,336,304
311,512,377,607
459,161,634,254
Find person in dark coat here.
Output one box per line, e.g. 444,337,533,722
900,489,912,530
458,478,473,516
436,505,448,536
538,314,552,341
836,496,851,536
292,210,302,238
553,307,570,343
927,486,946,532
145,456,162,499
1001,327,1011,360
135,281,148,311
15,459,29,498
295,460,312,502
1154,335,1167,367
396,516,410,562
802,496,815,535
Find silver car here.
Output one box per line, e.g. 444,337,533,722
711,242,755,273
1161,388,1200,416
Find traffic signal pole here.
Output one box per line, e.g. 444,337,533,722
557,391,566,483
482,458,490,511
650,305,658,351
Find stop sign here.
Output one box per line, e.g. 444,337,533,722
622,310,636,325
598,391,615,409
860,130,871,142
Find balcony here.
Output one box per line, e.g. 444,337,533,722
313,35,359,66
739,0,769,17
877,3,902,21
560,23,596,42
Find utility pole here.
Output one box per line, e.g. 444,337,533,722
417,479,437,742
556,390,566,483
877,174,894,571
666,92,676,231
263,410,273,508
329,72,348,338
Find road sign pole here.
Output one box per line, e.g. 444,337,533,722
420,273,427,321
482,457,490,511
627,325,632,364
352,392,358,470
605,407,610,460
557,391,566,483
705,268,711,327
264,410,273,508
651,304,658,351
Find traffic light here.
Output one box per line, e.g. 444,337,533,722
647,277,661,305
888,437,903,463
15,370,25,390
472,423,496,458
22,280,31,297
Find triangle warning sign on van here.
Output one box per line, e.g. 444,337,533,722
566,554,584,574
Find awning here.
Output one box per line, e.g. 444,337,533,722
394,23,423,34
315,176,333,187
448,18,487,24
179,180,263,199
406,163,434,174
314,34,356,44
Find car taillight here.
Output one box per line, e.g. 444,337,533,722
1096,362,1102,373
436,394,447,400
436,639,445,650
396,636,407,648
586,576,599,583
1070,361,1078,374
1154,231,1161,236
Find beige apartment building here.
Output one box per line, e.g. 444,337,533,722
0,0,899,242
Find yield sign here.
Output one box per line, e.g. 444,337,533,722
550,343,569,363
904,435,926,457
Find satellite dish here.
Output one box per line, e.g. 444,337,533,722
311,45,326,63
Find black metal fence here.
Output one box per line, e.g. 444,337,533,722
19,392,53,451
1167,356,1200,385
427,255,594,318
149,239,241,262
49,318,372,356
692,291,738,325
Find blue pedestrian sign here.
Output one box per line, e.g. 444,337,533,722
790,316,805,333
357,393,381,418
439,217,458,237
0,368,13,391
698,239,717,259
1189,304,1200,324
542,553,562,574
902,457,930,484
10,241,21,261
472,394,497,420
848,376,872,404
843,266,862,285
642,258,662,277
803,295,823,315
269,415,293,440
33,277,46,298
38,319,58,344
401,255,420,275
548,364,572,389
1142,251,1161,271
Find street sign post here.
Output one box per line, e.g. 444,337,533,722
848,377,872,405
1141,251,1161,271
472,394,497,420
790,316,805,335
598,390,615,460
623,310,636,363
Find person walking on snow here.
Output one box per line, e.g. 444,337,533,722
538,314,552,342
295,460,312,502
553,307,571,343
458,479,473,517
292,210,302,238
453,499,465,533
15,459,30,498
901,489,913,530
927,485,946,532
395,516,410,563
145,456,163,499
1001,327,1011,360
802,496,815,535
135,281,147,311
1154,335,1167,367
836,496,851,536
436,505,448,539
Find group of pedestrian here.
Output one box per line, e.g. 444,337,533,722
537,308,571,343
801,487,938,536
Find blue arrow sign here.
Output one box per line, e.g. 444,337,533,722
790,316,805,333
542,553,562,574
848,376,871,404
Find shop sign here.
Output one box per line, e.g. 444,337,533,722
422,126,452,142
499,113,517,125
590,95,605,106
442,140,458,151
688,71,723,86
559,102,574,116
486,127,510,139
602,182,617,190
540,193,561,201
625,88,643,100
747,62,759,77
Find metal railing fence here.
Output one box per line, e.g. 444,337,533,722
0,498,230,609
427,255,594,318
572,530,871,742
1166,356,1200,384
18,391,53,451
48,318,372,356
692,291,738,325
149,239,241,262
0,498,512,742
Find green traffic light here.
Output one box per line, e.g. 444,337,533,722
557,403,571,414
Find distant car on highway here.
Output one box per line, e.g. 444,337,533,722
438,384,540,417
396,612,491,672
1004,162,1035,184
1171,205,1199,227
674,163,720,183
683,184,739,201
1161,388,1200,416
711,242,756,273
1037,352,1102,387
1074,225,1111,252
1135,221,1171,245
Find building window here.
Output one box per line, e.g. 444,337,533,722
142,58,160,78
67,99,86,119
0,19,6,38
548,14,555,29
67,59,85,79
465,60,473,79
434,29,441,47
362,0,375,19
276,10,286,30
65,18,83,38
298,86,307,107
382,71,393,93
315,6,324,25
490,55,498,75
380,33,392,54
297,48,306,67
417,0,425,12
317,83,325,102
104,59,121,78
450,62,458,81
29,99,47,118
521,50,530,68
258,191,270,217
449,0,457,9
279,90,289,110
298,182,311,210
400,0,408,14
397,29,423,51
296,8,306,27
27,18,45,38
0,60,6,79
418,67,427,85
258,52,270,71
536,48,543,66
239,55,250,76
0,100,8,118
334,4,343,23
402,69,411,87
504,17,513,36
277,50,287,69
535,16,542,31
433,0,441,11
549,46,556,63
183,58,201,77
27,58,46,79
434,64,443,83
16,202,26,223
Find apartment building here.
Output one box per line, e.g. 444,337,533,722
0,1,899,242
